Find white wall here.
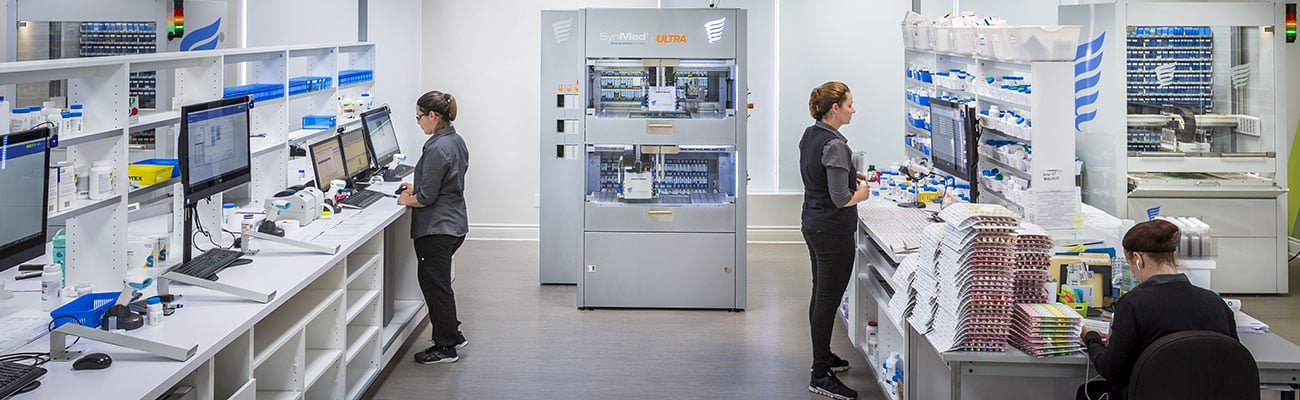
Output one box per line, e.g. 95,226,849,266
777,0,910,191
366,0,423,163
918,0,1056,25
245,0,358,47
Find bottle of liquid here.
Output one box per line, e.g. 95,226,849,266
147,297,163,326
88,161,114,200
41,264,62,311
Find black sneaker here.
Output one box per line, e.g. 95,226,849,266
828,352,851,372
414,345,458,364
809,369,858,400
454,331,469,350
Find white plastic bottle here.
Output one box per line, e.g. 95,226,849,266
88,161,114,200
147,297,163,326
9,108,27,133
46,111,62,137
41,264,62,311
0,96,10,134
59,112,73,136
359,92,373,112
70,111,84,133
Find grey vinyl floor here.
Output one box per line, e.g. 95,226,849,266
365,240,1300,400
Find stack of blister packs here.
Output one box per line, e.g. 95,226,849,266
1010,303,1084,357
907,223,947,335
887,253,921,327
922,204,1020,352
1012,223,1055,304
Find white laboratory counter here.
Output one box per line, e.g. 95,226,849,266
0,185,428,400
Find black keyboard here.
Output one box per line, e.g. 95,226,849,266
340,189,384,208
0,361,45,398
173,249,244,281
391,164,414,177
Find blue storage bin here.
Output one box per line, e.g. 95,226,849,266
133,158,181,178
50,292,120,329
303,115,337,130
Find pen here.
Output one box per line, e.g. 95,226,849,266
14,271,41,280
383,194,398,198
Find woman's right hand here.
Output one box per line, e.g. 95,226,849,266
397,182,413,195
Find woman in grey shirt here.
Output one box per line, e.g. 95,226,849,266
397,90,470,364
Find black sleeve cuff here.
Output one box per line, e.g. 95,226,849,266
1084,331,1104,346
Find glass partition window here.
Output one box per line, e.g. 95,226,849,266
586,144,737,205
1125,25,1277,156
587,59,736,120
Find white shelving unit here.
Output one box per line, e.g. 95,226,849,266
0,43,428,400
902,49,1080,230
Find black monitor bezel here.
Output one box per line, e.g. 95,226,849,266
179,96,252,207
0,127,52,272
929,98,978,184
308,136,347,192
359,105,399,168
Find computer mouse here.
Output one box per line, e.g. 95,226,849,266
72,352,112,370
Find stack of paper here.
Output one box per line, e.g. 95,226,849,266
1012,223,1055,304
925,204,1020,352
1010,303,1084,357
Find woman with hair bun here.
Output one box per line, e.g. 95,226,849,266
799,81,870,400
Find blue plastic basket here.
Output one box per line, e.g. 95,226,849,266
50,292,120,329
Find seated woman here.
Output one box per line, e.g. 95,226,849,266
1077,219,1237,400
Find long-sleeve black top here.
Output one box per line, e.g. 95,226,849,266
1084,273,1237,391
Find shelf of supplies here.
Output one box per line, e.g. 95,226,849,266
907,98,929,110
345,290,379,324
1127,59,1212,64
254,289,342,366
906,77,932,87
59,127,123,147
1129,35,1213,39
905,146,929,161
251,137,284,156
48,195,121,226
303,349,343,389
127,177,177,203
256,391,302,400
976,94,1032,111
382,300,424,349
345,325,381,363
288,118,360,145
1127,82,1212,87
979,125,1030,143
978,154,1031,180
1126,46,1213,51
1127,71,1212,76
905,125,931,137
977,184,1024,214
129,110,180,132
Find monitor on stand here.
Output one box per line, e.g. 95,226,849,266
308,136,348,193
179,97,252,262
929,98,979,199
359,106,408,180
0,127,52,273
339,127,374,186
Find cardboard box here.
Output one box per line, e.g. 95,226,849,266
47,167,58,213
57,162,76,212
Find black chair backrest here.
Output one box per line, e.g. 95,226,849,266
1127,330,1259,400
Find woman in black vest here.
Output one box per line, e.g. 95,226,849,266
800,81,871,400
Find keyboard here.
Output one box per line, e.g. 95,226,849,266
0,361,45,398
340,189,385,208
382,165,415,182
173,249,244,281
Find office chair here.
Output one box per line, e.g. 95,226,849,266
1127,331,1259,400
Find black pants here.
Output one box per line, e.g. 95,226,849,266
804,230,856,373
414,234,465,347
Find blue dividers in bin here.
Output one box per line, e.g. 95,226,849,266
133,158,181,178
303,115,337,130
338,69,374,85
289,76,334,96
223,83,284,103
50,292,120,329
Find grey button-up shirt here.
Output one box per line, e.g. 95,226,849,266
815,121,855,207
410,126,469,239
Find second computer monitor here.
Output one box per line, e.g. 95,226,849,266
180,97,252,206
360,106,400,167
929,98,977,183
309,136,347,191
339,127,372,178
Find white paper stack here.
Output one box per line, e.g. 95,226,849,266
925,204,1020,352
1010,303,1084,357
1012,223,1055,304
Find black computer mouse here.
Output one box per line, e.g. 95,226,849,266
72,353,112,370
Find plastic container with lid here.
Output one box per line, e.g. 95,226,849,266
9,108,27,133
88,161,114,200
147,297,163,326
42,264,63,311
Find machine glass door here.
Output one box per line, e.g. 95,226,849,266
1124,25,1277,158
587,58,736,120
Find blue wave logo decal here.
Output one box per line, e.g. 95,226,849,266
1147,206,1160,221
180,18,222,51
1073,32,1105,131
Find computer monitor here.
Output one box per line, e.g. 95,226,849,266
339,127,372,179
0,127,51,272
360,106,400,167
308,136,347,191
929,98,978,184
180,97,251,207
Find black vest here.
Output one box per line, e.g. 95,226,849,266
799,123,858,234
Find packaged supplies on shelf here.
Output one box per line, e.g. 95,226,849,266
288,76,334,96
223,83,284,102
302,115,337,130
338,69,374,85
1010,303,1084,357
132,158,181,179
127,164,174,186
